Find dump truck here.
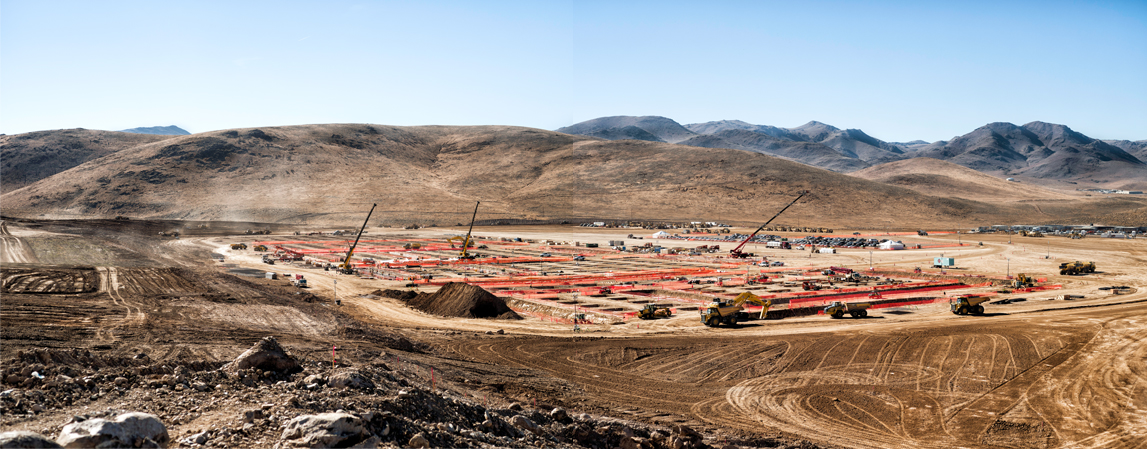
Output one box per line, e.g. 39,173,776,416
230,243,247,250
253,245,268,252
637,304,673,320
1060,261,1096,275
824,301,871,319
701,291,772,327
950,296,988,315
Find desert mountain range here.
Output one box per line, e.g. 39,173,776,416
3,124,1145,227
119,125,190,135
560,116,1147,190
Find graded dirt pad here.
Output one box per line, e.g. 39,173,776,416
400,282,522,320
2,220,1146,449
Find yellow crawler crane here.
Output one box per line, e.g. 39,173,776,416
459,201,480,260
338,203,377,275
701,291,772,327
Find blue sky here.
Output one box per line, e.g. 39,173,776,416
2,0,1144,142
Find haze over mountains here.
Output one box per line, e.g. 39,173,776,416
559,116,1147,190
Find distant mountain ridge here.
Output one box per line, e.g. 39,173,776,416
558,115,1146,188
120,125,190,135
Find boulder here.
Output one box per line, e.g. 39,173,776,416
222,336,301,375
550,407,569,421
510,415,541,435
56,412,168,449
407,433,430,449
280,413,366,448
327,369,374,390
0,431,62,448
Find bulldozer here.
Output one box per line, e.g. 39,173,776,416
230,243,247,250
701,291,772,327
950,296,989,315
823,301,871,319
1060,261,1096,275
637,304,673,320
1011,273,1034,288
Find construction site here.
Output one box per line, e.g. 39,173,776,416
2,204,1145,449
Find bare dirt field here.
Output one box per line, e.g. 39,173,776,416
1,218,1144,448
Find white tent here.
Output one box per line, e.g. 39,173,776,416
652,231,670,238
878,240,906,250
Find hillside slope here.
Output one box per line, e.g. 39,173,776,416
4,125,1144,227
678,130,869,172
851,158,1079,202
0,129,175,193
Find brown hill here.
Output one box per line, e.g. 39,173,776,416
911,122,1147,189
3,124,1145,228
850,158,1079,202
0,129,174,193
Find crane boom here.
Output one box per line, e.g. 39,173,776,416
339,203,377,274
460,201,480,259
730,192,806,258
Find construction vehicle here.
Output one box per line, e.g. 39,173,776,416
404,242,423,250
729,192,807,258
917,230,928,236
1012,273,1034,288
802,281,822,291
338,203,377,275
1059,261,1096,275
253,245,268,252
701,291,772,327
637,304,673,320
230,243,247,250
950,296,989,315
459,201,480,260
823,301,871,318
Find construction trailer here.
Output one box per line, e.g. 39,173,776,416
933,257,955,268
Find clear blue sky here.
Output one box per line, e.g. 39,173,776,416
2,0,1144,142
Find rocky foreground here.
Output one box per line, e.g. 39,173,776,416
1,337,816,448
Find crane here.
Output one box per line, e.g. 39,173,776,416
338,203,376,274
729,192,807,258
459,201,480,260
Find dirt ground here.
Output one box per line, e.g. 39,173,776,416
1,218,1145,448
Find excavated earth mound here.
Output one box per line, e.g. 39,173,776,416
395,283,521,320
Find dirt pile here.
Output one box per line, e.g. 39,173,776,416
386,283,521,320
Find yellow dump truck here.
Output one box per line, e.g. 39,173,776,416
823,301,870,319
230,243,247,250
1059,261,1096,275
950,296,988,315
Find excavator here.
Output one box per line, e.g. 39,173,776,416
338,203,377,275
459,201,480,260
729,192,807,258
701,291,772,327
